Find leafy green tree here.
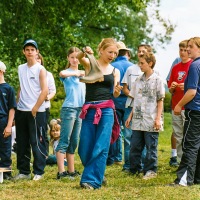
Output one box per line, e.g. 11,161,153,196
0,0,175,117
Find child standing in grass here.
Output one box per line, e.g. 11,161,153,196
0,61,16,180
125,52,165,179
56,47,85,180
168,40,192,164
15,39,48,181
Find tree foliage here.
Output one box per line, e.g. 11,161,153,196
0,0,175,118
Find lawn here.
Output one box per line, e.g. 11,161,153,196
0,113,200,200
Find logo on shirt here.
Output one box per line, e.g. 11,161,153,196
30,77,35,79
178,71,186,81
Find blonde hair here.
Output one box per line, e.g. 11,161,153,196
49,119,61,141
187,37,200,48
139,52,156,69
37,53,44,66
97,38,119,56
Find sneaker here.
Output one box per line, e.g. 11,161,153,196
169,156,179,167
67,170,81,178
33,174,43,181
14,173,31,180
3,172,13,180
114,161,123,165
143,170,157,180
56,171,69,180
81,183,94,190
166,183,182,187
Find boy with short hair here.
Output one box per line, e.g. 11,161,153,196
0,61,16,180
125,52,165,179
168,40,192,163
121,44,153,172
166,57,182,167
15,39,48,181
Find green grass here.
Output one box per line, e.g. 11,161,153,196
0,113,200,200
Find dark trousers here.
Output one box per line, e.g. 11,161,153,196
175,109,200,185
0,116,12,168
15,110,47,175
45,108,50,154
129,130,158,174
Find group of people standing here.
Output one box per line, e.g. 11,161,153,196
0,36,200,189
167,37,200,186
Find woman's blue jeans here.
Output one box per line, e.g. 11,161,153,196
56,107,82,154
78,106,114,189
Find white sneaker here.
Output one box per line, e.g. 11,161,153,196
143,170,157,180
14,173,31,180
33,174,43,181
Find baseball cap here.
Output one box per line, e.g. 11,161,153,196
23,39,38,49
0,61,6,72
117,41,130,51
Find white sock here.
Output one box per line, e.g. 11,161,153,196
171,149,177,157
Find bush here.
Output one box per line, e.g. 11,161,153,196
164,92,171,113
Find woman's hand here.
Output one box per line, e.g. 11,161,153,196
83,46,94,54
114,82,123,96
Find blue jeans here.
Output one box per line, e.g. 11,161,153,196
107,96,127,165
129,130,158,174
123,107,133,169
107,107,132,169
107,132,122,165
15,110,47,175
56,107,82,154
0,116,12,168
78,105,114,189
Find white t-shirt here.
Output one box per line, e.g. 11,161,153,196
121,65,142,108
17,62,46,112
53,140,59,154
11,126,16,147
45,71,56,109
